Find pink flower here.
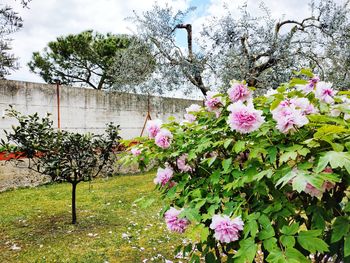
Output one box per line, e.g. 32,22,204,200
290,98,318,115
227,102,264,134
177,154,193,173
186,104,201,113
227,82,251,102
205,91,223,112
154,167,174,186
146,119,162,138
296,76,320,95
272,103,309,134
184,104,201,123
209,215,244,243
315,82,336,104
131,147,141,156
184,113,196,123
155,129,173,149
304,183,322,197
322,181,335,192
164,208,189,233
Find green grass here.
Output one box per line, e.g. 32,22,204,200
0,173,186,263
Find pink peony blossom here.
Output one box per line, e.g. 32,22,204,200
315,82,336,104
227,102,264,134
209,215,244,243
227,82,251,102
177,154,193,173
304,183,322,197
296,76,320,95
272,103,309,134
130,147,141,156
205,91,223,112
184,113,197,123
290,98,318,115
146,119,162,138
154,167,174,186
186,104,201,113
184,104,202,123
155,129,173,149
164,207,189,233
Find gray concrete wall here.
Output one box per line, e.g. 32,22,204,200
0,80,202,139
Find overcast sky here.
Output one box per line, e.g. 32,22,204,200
3,0,310,86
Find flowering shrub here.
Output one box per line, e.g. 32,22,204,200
127,69,350,262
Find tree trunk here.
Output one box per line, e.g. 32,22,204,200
71,182,77,224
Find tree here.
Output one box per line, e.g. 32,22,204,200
28,30,155,90
132,0,350,96
0,3,23,78
1,107,120,224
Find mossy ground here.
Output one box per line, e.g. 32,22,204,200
0,173,186,263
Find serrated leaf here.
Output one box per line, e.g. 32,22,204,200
316,151,350,174
280,151,298,163
281,223,299,236
268,146,277,163
297,231,329,253
331,216,350,243
222,158,232,173
233,238,257,263
280,235,295,248
263,237,278,252
210,170,220,185
234,140,245,153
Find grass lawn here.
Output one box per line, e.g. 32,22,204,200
0,172,187,263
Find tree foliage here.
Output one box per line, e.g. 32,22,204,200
126,69,350,262
132,0,350,96
28,30,155,90
0,3,24,78
1,107,120,224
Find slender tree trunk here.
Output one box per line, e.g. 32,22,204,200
71,182,77,224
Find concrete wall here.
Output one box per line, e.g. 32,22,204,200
0,80,202,139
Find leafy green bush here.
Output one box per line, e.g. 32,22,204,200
1,107,121,224
128,70,350,262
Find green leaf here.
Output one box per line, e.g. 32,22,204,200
345,233,350,257
263,237,278,252
222,158,232,173
331,216,350,243
244,219,259,239
297,230,329,253
280,235,295,248
281,223,299,236
268,146,277,164
316,151,350,174
234,141,246,153
266,248,309,263
280,151,298,163
233,238,257,263
210,170,221,185
207,156,217,167
224,139,233,149
258,227,275,240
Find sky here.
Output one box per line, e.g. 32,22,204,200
3,0,310,89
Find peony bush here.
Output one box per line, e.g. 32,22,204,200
126,69,350,262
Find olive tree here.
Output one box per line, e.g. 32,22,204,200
132,0,350,96
1,107,120,224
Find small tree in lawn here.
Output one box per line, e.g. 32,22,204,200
1,107,120,224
